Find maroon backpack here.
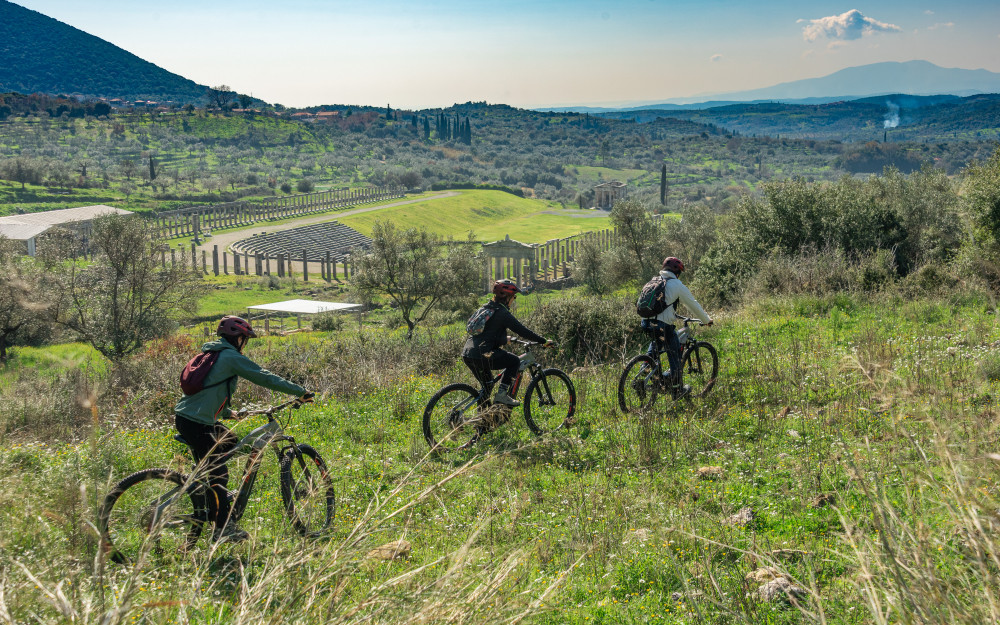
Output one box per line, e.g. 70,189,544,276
180,351,235,396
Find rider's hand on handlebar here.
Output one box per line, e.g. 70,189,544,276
704,320,714,327
544,339,557,348
299,392,315,404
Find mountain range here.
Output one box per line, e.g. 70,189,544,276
0,0,206,102
541,61,1000,113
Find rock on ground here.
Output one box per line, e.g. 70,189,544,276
756,577,807,603
697,466,724,480
724,507,755,527
366,540,412,561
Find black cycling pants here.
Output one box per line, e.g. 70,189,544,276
644,321,683,383
463,350,520,388
175,415,238,527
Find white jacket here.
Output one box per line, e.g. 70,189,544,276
654,270,712,325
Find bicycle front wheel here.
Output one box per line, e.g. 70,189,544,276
98,468,208,565
682,341,719,398
618,354,661,413
524,369,576,435
422,383,482,453
279,444,335,537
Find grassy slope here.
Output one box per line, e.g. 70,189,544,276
336,190,613,242
2,292,999,622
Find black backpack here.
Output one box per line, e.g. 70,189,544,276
635,275,676,318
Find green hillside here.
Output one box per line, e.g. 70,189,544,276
0,0,206,102
336,190,613,242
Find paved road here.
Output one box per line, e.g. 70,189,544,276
193,191,460,255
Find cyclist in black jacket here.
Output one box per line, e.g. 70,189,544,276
462,279,553,407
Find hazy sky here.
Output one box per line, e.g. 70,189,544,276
11,0,1000,109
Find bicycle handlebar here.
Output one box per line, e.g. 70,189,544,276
676,315,708,326
507,337,556,348
237,397,306,419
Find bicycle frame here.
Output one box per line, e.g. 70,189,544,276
453,342,554,422
643,316,701,377
174,400,303,525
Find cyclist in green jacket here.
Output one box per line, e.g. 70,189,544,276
174,316,313,543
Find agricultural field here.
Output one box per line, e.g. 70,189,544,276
1,289,998,623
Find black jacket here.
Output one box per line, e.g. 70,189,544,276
461,300,546,358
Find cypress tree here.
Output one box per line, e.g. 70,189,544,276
660,164,667,205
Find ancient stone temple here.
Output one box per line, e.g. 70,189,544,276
594,180,627,210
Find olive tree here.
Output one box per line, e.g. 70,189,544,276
53,214,205,361
606,199,662,285
0,239,52,361
354,220,480,339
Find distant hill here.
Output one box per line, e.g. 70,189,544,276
0,0,207,102
590,94,1000,142
543,61,1000,113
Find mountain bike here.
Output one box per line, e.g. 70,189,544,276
97,398,334,564
422,339,575,452
618,315,718,413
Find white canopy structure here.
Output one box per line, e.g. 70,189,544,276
247,299,361,315
246,299,361,334
0,205,132,255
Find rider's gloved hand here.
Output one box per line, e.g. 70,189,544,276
300,392,315,404
704,320,714,327
544,339,557,348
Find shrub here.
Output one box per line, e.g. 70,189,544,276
531,295,644,366
311,312,344,332
296,178,315,193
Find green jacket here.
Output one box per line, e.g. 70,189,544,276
174,339,307,425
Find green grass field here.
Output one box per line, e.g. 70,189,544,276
2,290,999,623
336,190,612,242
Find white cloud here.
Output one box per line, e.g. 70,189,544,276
802,9,902,42
924,10,934,15
710,54,723,62
928,22,955,30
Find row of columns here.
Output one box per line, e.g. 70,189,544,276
160,243,361,283
153,186,403,240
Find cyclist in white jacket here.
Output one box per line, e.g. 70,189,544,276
646,256,714,398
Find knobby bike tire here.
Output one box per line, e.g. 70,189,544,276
523,368,576,435
618,354,661,413
279,444,336,537
422,383,482,453
98,468,208,565
682,341,719,398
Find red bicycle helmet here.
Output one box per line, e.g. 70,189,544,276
662,256,685,275
492,279,523,297
217,315,258,339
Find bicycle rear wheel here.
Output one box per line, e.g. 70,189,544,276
422,383,482,453
682,341,719,398
618,354,661,413
523,369,576,435
279,444,335,537
98,468,208,565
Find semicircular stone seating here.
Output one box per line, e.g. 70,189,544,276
231,221,372,262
